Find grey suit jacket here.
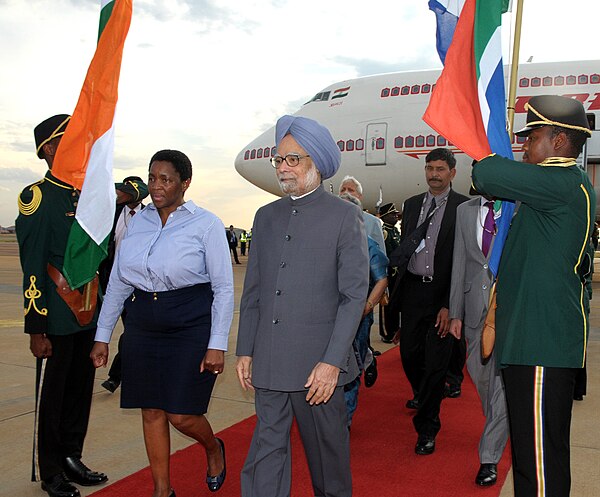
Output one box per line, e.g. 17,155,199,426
449,197,494,330
236,185,369,391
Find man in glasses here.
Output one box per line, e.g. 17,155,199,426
236,115,368,497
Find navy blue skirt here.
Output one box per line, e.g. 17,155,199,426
120,284,217,414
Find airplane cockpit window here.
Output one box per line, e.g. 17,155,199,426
305,91,331,104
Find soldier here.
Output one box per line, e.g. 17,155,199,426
378,202,401,343
472,95,595,496
16,115,108,497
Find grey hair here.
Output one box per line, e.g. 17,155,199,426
340,175,363,195
339,192,363,207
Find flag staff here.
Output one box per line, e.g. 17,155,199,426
506,0,525,139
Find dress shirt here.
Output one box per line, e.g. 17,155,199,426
407,187,450,277
475,197,502,251
96,200,234,350
114,203,143,251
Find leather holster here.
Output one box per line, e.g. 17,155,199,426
47,264,98,326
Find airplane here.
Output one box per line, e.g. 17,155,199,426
234,59,600,214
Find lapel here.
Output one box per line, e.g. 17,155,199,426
406,193,426,234
435,189,458,256
464,199,488,265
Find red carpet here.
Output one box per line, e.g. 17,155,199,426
91,348,511,497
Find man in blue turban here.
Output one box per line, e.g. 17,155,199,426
274,114,341,182
236,115,368,497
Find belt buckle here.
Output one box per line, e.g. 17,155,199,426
422,275,433,283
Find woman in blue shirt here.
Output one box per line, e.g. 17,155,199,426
91,150,234,497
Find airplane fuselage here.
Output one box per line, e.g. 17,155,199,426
235,60,600,214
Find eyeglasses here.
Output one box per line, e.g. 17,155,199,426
270,153,311,169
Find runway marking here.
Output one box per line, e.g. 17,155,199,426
0,319,24,328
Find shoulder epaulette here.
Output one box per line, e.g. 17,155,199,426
18,179,45,216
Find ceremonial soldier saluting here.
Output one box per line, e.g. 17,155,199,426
16,115,108,497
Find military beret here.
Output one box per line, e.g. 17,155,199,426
379,202,399,217
515,95,591,137
115,176,149,203
34,114,71,159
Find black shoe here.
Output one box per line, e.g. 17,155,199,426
405,398,419,410
380,336,393,344
101,378,120,393
372,350,382,357
364,357,378,388
443,384,461,398
475,463,498,486
206,438,226,492
415,435,435,455
63,457,108,486
41,473,80,497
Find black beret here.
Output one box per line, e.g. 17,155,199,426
515,95,591,137
34,114,71,159
379,202,399,217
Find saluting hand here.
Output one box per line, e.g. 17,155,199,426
305,362,340,405
90,342,109,368
235,356,254,391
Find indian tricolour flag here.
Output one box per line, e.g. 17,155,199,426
423,0,514,276
52,0,132,289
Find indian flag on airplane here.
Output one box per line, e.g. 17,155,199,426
332,86,351,99
51,0,132,289
423,0,514,275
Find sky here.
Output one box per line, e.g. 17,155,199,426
0,0,598,229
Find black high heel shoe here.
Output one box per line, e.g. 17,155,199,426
206,438,226,492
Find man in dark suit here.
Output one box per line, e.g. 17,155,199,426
236,115,368,497
226,225,240,264
394,147,468,455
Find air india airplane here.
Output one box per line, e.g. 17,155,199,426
235,59,600,213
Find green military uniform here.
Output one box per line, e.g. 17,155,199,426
16,114,105,491
17,171,99,336
379,202,401,342
471,94,595,497
382,222,401,263
472,155,594,368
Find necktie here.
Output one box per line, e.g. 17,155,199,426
424,197,436,223
482,201,495,257
129,209,136,216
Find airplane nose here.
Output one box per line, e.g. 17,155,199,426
234,146,282,197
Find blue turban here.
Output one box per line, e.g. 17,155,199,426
275,115,341,180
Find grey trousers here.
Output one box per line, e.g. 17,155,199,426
465,324,509,464
241,387,352,497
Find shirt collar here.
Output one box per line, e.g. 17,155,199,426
147,199,197,213
291,184,320,200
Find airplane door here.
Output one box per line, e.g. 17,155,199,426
366,123,387,166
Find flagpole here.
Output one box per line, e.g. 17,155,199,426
506,0,525,139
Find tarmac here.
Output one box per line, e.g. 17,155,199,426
0,233,598,496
